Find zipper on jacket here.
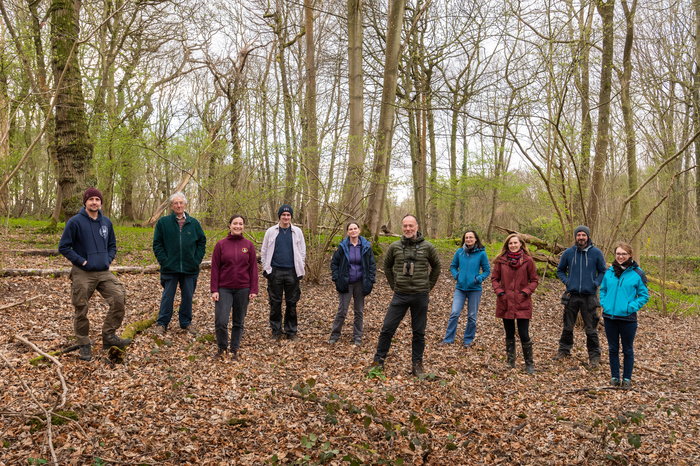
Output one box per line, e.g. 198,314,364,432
578,249,582,293
179,219,183,273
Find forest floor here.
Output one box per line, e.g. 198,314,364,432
1,223,699,465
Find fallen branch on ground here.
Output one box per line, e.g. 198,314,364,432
0,295,42,310
107,311,160,363
0,261,212,277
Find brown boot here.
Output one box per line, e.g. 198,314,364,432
230,349,238,361
412,360,426,378
213,348,226,360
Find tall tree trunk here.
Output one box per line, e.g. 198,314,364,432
446,95,459,237
587,0,615,235
304,0,319,234
341,0,364,219
0,31,8,215
694,0,700,234
365,0,406,238
427,93,438,239
51,0,96,219
620,0,639,261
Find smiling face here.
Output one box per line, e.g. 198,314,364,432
347,223,360,240
402,216,418,239
170,196,186,217
615,247,630,265
279,212,292,228
508,236,522,253
85,196,101,214
576,231,588,247
464,232,476,247
229,217,245,236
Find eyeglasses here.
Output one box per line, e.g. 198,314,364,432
615,253,630,257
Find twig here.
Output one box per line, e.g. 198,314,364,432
511,421,528,434
0,350,57,464
636,363,671,377
0,295,42,310
10,335,68,409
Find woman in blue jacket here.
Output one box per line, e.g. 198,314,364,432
600,242,649,389
329,222,376,346
440,230,491,348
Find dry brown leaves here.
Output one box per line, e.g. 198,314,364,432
1,234,699,465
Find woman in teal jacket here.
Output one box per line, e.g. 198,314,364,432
440,230,490,348
600,242,649,389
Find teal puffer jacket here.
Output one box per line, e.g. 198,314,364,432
599,265,649,319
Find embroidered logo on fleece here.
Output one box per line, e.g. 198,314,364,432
242,248,248,253
100,226,108,239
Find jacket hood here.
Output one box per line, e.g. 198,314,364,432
78,206,103,222
401,231,425,245
340,235,371,255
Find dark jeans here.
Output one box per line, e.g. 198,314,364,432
157,273,199,329
557,293,601,359
267,269,301,336
215,288,250,351
503,318,530,343
373,291,429,364
604,317,637,380
330,282,364,341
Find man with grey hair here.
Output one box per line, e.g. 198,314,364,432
153,192,207,336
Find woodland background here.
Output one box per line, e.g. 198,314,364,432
0,0,699,260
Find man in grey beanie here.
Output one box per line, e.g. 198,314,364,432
554,225,608,367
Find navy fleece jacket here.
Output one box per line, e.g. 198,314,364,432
556,241,607,295
58,207,116,271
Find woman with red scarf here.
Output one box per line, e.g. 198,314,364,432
491,234,539,374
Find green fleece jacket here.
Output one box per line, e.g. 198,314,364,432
384,232,441,294
153,212,207,274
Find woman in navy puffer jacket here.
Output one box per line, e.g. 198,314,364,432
328,222,376,346
600,242,649,389
440,230,490,349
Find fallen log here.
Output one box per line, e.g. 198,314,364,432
493,225,565,255
1,249,61,256
0,261,212,278
107,310,160,363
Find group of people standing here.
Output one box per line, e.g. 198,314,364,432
58,189,649,388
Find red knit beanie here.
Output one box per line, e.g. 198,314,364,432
83,188,103,205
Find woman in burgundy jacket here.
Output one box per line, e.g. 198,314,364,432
491,233,539,374
211,215,259,361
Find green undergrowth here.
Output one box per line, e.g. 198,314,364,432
647,283,700,316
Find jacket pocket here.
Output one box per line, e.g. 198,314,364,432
86,252,110,271
515,292,530,310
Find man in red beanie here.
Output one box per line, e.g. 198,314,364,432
58,188,130,361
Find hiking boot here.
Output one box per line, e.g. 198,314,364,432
271,333,283,342
182,325,197,336
621,379,632,389
552,350,569,361
79,344,92,362
230,349,238,361
287,334,298,342
412,360,426,378
610,377,621,387
522,341,534,375
102,333,131,350
368,360,384,371
353,338,362,347
213,348,226,361
438,341,451,346
153,325,166,337
588,356,601,369
328,337,339,345
463,343,471,349
506,338,516,368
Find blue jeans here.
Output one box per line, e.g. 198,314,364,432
443,289,482,345
603,317,637,380
157,273,199,329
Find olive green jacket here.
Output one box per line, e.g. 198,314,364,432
384,232,441,294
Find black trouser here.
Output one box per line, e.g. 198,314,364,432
558,293,600,358
267,269,300,336
214,287,250,351
373,291,429,364
503,318,530,343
